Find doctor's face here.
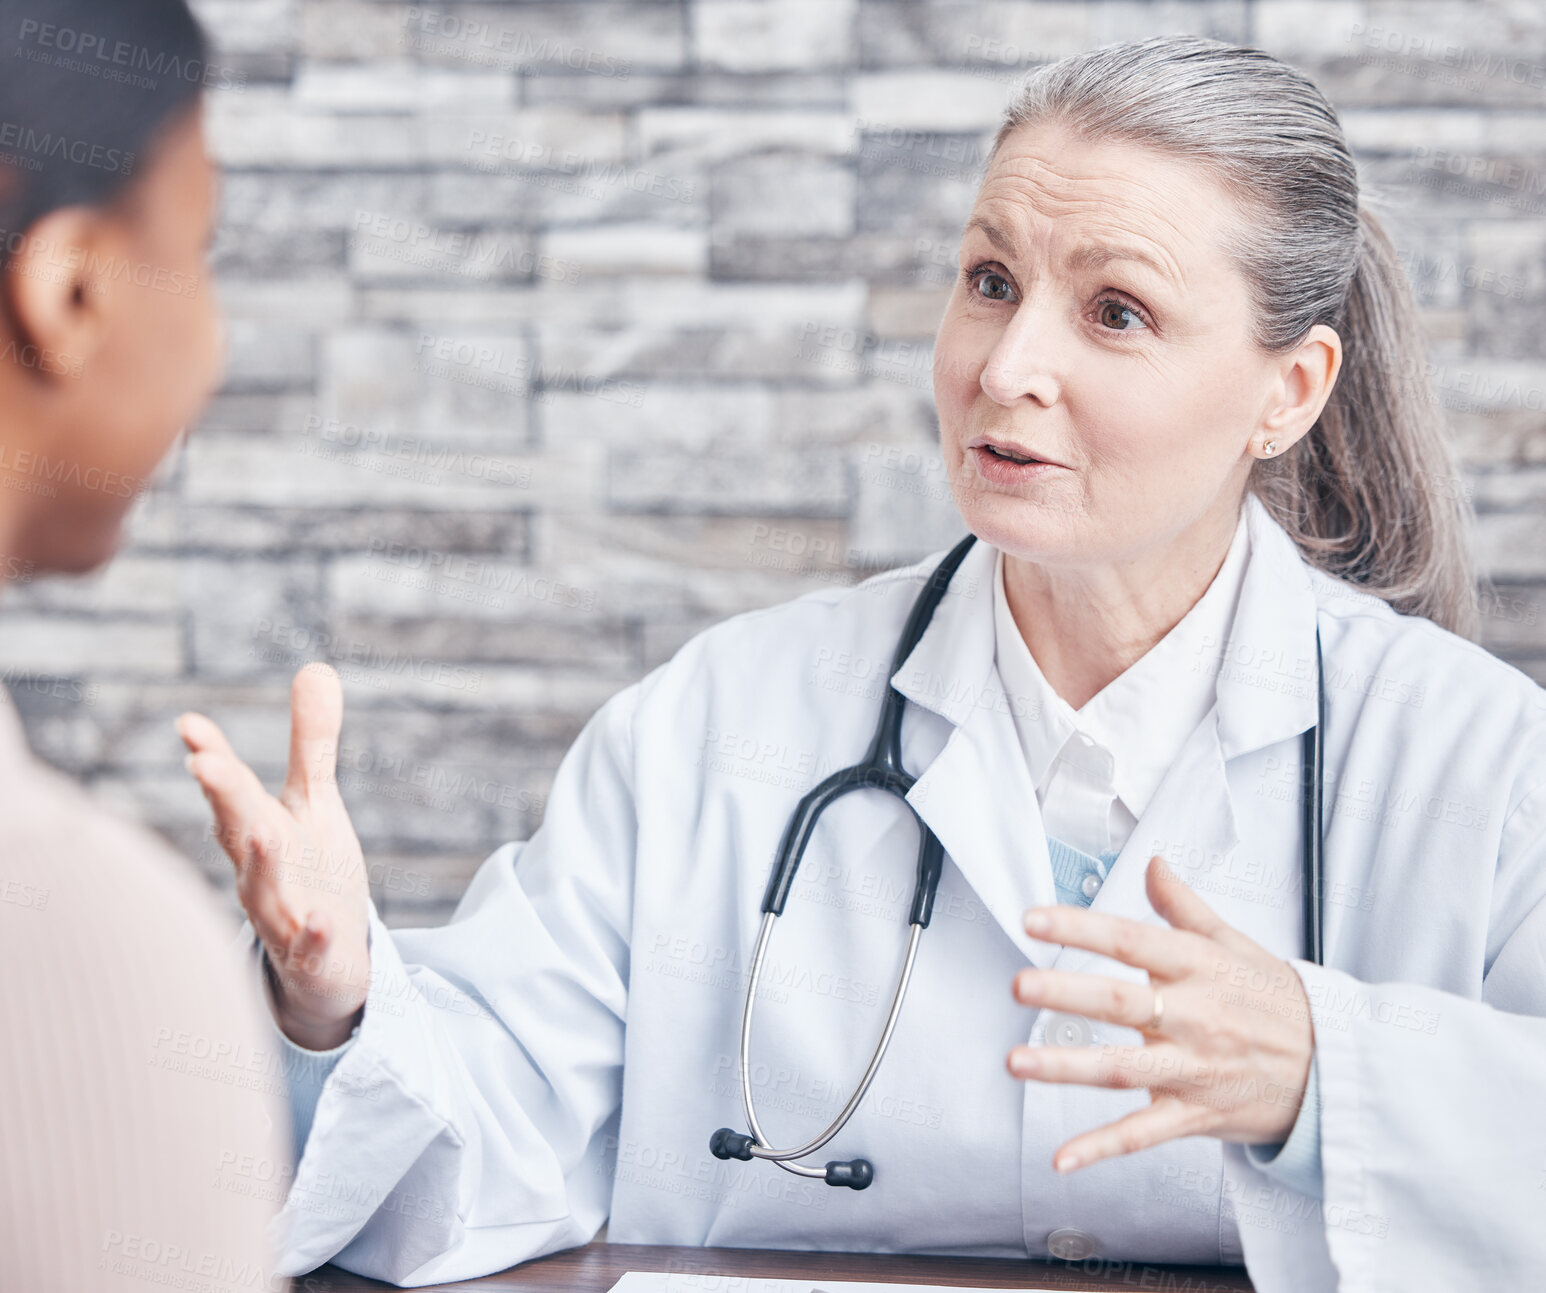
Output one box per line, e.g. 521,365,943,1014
933,121,1279,566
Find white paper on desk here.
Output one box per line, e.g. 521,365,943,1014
609,1275,1060,1293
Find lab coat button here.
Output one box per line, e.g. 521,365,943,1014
1080,873,1102,899
1042,1012,1094,1047
1046,1227,1099,1260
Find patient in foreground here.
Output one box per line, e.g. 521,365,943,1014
0,1,287,1288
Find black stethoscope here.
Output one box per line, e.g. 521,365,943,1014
711,532,1326,1190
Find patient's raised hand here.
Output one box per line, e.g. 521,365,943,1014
177,663,370,1051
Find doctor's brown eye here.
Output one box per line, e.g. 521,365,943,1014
963,264,1015,303
1095,295,1150,332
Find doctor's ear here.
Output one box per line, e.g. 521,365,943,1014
1,205,129,381
1253,322,1343,458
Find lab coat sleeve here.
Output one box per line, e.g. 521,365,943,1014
1242,1049,1323,1200
263,682,640,1286
1263,776,1546,1290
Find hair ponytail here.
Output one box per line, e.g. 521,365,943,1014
1253,204,1479,638
991,36,1481,639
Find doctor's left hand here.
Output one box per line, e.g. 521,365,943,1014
1007,855,1315,1175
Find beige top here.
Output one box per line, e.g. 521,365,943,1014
0,688,290,1292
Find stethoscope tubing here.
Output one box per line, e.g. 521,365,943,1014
1301,627,1327,967
735,912,924,1177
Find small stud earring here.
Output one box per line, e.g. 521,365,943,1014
1262,440,1278,456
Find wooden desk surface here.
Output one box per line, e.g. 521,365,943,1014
300,1241,1256,1292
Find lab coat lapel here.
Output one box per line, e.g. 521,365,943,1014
1212,492,1323,767
885,495,1323,977
889,540,1063,969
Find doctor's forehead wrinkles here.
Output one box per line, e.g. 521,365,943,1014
965,149,1224,299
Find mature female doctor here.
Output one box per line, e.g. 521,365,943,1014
180,35,1546,1293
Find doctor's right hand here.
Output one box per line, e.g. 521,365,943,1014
176,663,371,1052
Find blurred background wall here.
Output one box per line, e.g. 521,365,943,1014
3,0,1543,926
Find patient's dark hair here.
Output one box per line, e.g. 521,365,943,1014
0,0,208,263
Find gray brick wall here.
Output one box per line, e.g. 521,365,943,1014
3,1,1544,926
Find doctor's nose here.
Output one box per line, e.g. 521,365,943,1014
978,325,1060,407
979,360,1059,409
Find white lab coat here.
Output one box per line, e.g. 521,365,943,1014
265,492,1546,1291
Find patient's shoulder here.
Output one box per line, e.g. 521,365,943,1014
0,709,285,1291
0,725,243,962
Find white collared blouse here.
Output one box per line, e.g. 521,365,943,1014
990,503,1252,862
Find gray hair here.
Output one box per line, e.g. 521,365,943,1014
988,35,1479,639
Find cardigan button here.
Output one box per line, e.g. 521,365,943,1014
1042,1012,1095,1047
1046,1227,1099,1260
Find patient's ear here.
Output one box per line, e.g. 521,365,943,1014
2,205,130,382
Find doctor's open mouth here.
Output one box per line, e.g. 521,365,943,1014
968,435,1072,485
